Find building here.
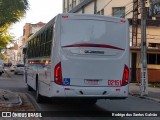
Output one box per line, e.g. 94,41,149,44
23,22,45,45
6,22,45,65
6,43,18,64
6,36,23,64
19,22,45,61
62,0,160,83
16,36,23,63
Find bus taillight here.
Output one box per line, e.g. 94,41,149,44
121,65,129,86
54,62,63,85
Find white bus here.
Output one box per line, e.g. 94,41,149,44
23,14,130,104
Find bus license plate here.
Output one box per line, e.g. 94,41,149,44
108,80,121,86
84,79,100,85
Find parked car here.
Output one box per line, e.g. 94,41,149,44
10,65,16,72
3,62,12,67
14,64,24,75
0,59,4,76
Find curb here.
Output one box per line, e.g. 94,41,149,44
129,92,160,103
25,93,41,111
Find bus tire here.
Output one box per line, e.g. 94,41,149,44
0,72,2,76
36,77,43,103
27,84,33,91
24,72,27,83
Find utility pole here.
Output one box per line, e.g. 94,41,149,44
140,0,148,96
132,0,139,47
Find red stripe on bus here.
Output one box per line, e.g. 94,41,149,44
62,43,125,50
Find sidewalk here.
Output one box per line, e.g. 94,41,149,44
0,89,22,108
0,89,36,111
129,83,160,103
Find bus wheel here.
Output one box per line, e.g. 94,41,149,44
27,84,33,91
36,81,43,103
24,73,27,83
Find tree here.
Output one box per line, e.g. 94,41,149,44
0,25,13,50
0,0,29,59
0,26,13,60
0,0,29,27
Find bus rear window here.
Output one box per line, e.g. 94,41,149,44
61,19,127,49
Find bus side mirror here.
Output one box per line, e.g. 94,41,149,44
23,48,27,54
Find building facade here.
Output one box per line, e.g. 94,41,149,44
8,22,46,64
7,36,24,64
62,0,160,83
23,22,45,45
16,36,23,63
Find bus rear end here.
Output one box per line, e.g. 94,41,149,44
52,14,130,100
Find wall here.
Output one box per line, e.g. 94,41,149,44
130,68,160,83
84,2,94,14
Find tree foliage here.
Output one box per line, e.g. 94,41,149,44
0,0,29,59
0,26,13,60
0,26,12,49
0,0,29,27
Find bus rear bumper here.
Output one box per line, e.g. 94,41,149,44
49,84,128,98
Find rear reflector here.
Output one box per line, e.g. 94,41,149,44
121,65,129,86
62,16,68,19
54,62,63,85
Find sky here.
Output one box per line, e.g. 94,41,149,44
9,0,62,39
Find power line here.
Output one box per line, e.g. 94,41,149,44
103,0,113,9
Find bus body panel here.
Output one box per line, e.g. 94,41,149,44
48,82,128,98
59,14,130,97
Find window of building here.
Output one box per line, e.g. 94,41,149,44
69,4,72,11
148,43,157,47
147,53,160,65
97,11,100,15
157,54,160,64
148,54,156,64
101,9,104,15
97,9,104,15
112,7,125,18
148,43,160,48
72,0,76,8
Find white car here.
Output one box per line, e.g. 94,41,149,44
10,65,16,72
14,64,24,75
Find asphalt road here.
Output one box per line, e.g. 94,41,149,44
0,68,160,120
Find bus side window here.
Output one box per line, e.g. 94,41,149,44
23,47,27,54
